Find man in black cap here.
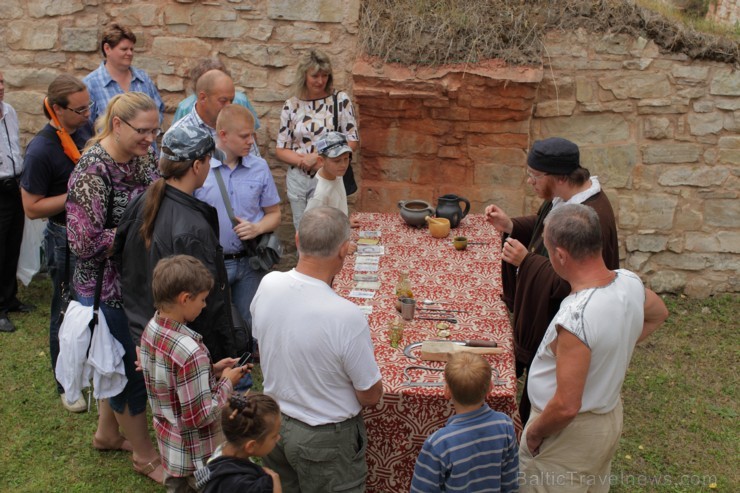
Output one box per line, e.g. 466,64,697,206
485,137,619,424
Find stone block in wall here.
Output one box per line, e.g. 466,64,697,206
580,145,637,188
580,101,634,113
676,87,706,100
651,252,713,271
268,0,346,23
672,64,710,85
537,75,575,101
715,98,740,111
231,64,268,89
4,68,59,91
135,55,175,76
361,181,437,213
534,100,576,117
473,161,525,188
34,52,66,67
692,100,715,113
686,232,740,253
625,251,650,271
658,166,730,187
467,133,529,149
108,4,160,27
622,59,652,71
536,115,629,145
725,111,740,133
648,271,686,293
0,0,23,19
61,28,98,52
710,69,740,96
430,107,469,122
618,194,677,229
593,33,632,55
362,157,413,182
643,117,673,140
683,278,715,298
642,143,701,164
5,91,45,115
193,20,249,38
688,111,724,136
412,160,471,187
251,89,289,102
575,77,594,103
705,199,740,228
28,0,84,17
674,200,704,231
164,4,195,24
361,127,438,157
7,22,57,51
636,98,689,115
275,23,331,43
157,75,184,92
625,234,669,252
221,44,292,67
466,120,529,135
152,37,211,57
629,36,648,56
598,73,671,99
468,108,530,122
469,146,525,169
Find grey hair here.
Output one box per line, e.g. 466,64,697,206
544,204,602,260
298,206,350,257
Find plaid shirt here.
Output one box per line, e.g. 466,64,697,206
140,313,233,477
83,61,165,125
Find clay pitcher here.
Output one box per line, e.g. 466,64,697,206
435,194,470,228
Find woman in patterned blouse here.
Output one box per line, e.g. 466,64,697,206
276,50,359,229
66,91,163,483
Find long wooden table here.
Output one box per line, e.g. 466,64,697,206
333,212,520,492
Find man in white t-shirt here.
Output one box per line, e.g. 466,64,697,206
251,206,383,493
519,204,668,493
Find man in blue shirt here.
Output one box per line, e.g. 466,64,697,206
83,23,164,127
411,352,519,492
194,104,280,329
21,74,93,411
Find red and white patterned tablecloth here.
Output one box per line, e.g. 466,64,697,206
334,212,521,493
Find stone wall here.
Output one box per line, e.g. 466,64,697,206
354,30,739,298
707,0,739,26
1,2,737,296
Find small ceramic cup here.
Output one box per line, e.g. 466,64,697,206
453,236,468,250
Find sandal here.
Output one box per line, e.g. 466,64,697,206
133,456,164,484
92,435,133,452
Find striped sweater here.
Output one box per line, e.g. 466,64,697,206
410,404,519,492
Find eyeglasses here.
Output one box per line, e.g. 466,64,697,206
120,118,162,137
64,101,94,115
526,170,549,182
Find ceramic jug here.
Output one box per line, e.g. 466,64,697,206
398,199,435,227
435,194,470,228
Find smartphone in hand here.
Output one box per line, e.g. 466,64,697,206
233,351,252,368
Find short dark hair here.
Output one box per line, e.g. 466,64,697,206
544,203,602,260
151,255,213,309
444,352,491,406
101,23,136,57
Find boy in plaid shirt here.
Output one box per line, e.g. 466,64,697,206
140,255,251,491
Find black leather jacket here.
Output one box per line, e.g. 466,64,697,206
116,184,236,361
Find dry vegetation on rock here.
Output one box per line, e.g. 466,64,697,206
360,0,739,66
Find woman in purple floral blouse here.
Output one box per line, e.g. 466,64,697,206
66,91,163,483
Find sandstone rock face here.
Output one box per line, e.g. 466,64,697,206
1,6,737,297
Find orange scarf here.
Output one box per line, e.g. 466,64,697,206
44,97,82,164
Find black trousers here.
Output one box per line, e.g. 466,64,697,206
0,180,24,313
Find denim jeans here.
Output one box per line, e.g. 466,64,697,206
46,221,77,394
77,295,147,415
224,256,265,329
286,166,317,230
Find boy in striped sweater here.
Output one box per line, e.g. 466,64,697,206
411,352,519,492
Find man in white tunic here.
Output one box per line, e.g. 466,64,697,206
251,206,383,493
519,204,668,492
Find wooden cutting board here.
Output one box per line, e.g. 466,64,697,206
420,340,504,362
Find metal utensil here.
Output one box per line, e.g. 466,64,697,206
416,316,458,323
418,307,469,313
422,299,452,305
401,365,445,387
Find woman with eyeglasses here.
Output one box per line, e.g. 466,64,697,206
66,91,163,483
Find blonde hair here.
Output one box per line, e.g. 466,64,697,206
445,352,492,406
292,50,334,99
216,104,255,133
86,92,158,152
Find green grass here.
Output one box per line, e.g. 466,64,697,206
1,275,737,491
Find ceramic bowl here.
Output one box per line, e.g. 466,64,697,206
453,236,468,250
428,217,451,238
